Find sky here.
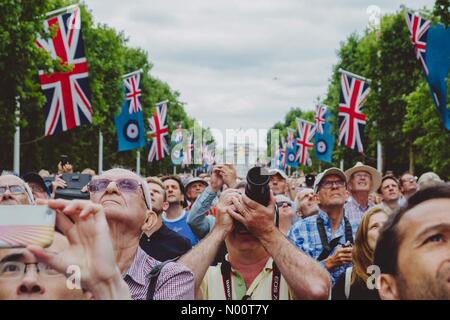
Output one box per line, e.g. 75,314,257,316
84,0,435,135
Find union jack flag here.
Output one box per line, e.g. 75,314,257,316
404,11,431,75
338,72,369,153
147,101,169,162
295,119,315,166
183,135,194,166
123,73,142,113
280,141,287,169
36,7,92,136
314,104,327,134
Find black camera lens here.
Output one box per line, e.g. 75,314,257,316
245,166,270,207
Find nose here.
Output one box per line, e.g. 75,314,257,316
105,181,119,194
17,266,45,296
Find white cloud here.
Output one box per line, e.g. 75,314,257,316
84,0,435,133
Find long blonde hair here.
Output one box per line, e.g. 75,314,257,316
351,206,388,285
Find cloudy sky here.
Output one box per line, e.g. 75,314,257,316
85,0,434,134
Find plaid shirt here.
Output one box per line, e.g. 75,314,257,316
287,209,360,285
344,196,373,223
123,246,195,300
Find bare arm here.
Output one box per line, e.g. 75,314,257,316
229,193,331,300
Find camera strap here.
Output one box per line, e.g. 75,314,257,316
220,259,281,300
316,215,354,261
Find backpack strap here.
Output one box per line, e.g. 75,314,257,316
146,257,178,300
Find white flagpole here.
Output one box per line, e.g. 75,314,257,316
377,140,383,173
46,4,79,17
122,69,144,79
338,68,372,83
13,97,20,175
136,151,141,175
98,130,103,175
340,159,344,171
173,165,176,175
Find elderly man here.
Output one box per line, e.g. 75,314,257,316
295,188,319,219
274,194,295,235
269,169,289,196
0,174,34,205
140,177,192,261
288,168,360,285
184,177,208,209
161,175,198,246
344,162,381,222
399,172,418,200
375,183,450,299
179,188,330,300
84,168,194,299
377,175,402,215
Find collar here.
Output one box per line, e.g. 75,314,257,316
123,247,155,286
224,254,274,273
348,196,373,211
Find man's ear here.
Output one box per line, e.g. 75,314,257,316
142,210,158,234
377,274,400,300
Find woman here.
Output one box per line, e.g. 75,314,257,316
332,207,389,300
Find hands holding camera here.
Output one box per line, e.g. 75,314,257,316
27,199,130,300
323,242,353,270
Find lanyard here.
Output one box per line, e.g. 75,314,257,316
220,259,281,300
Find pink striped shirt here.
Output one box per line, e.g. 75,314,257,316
123,246,194,300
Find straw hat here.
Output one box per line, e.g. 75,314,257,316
344,162,381,193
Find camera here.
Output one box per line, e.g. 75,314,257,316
54,173,91,200
60,154,69,166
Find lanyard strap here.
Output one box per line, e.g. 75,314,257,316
317,215,354,261
220,259,281,300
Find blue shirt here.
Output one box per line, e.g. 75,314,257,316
287,209,360,285
163,210,199,246
343,196,373,224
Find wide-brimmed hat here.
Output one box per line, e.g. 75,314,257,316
344,162,381,193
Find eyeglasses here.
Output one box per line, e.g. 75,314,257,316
320,180,346,189
0,261,60,279
87,178,142,193
0,185,26,196
88,178,151,209
276,201,292,207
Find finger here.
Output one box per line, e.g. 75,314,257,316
227,207,246,225
231,196,246,214
55,211,80,244
46,198,72,211
241,194,260,210
26,246,68,276
35,199,49,206
79,203,102,219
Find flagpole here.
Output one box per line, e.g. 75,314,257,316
136,151,141,175
338,68,372,83
98,130,103,175
377,140,383,173
13,97,20,175
46,4,79,17
173,165,176,175
122,69,144,79
340,159,344,171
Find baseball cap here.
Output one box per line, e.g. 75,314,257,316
269,168,288,180
184,177,209,190
313,168,347,193
22,172,51,196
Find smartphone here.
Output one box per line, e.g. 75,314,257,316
60,154,69,166
0,205,56,248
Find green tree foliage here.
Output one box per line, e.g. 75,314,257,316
0,0,197,176
273,5,449,178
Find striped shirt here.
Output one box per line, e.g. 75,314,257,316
122,246,195,300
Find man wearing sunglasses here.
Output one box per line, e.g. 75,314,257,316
0,174,34,205
274,195,295,235
85,168,194,299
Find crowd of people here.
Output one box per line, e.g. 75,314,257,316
0,160,448,300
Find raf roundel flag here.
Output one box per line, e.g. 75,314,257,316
114,73,146,152
314,107,335,163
